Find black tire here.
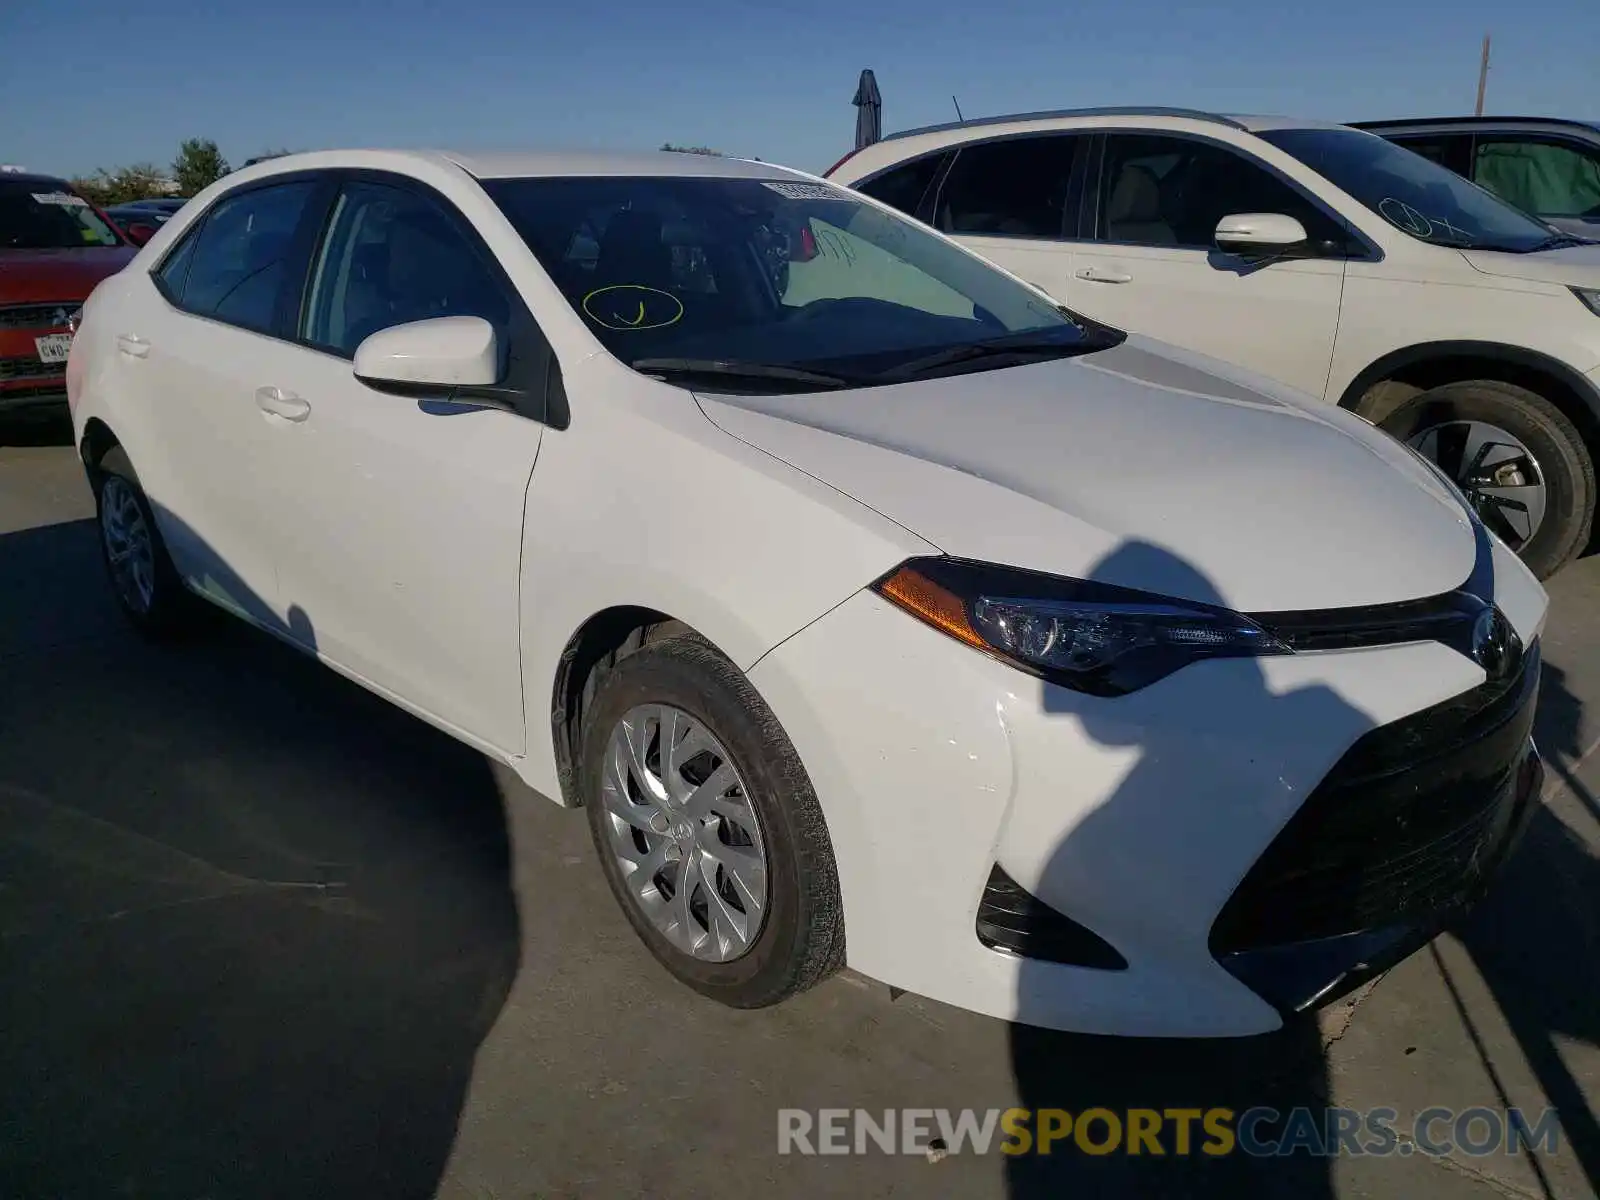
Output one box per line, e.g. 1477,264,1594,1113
1379,380,1595,580
92,446,194,637
580,627,844,1008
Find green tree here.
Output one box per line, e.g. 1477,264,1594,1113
73,164,170,206
660,143,723,156
172,138,230,196
69,176,111,206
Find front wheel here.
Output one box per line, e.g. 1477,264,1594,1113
1379,380,1595,580
580,628,844,1008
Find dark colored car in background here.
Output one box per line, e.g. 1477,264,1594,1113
106,198,186,240
117,197,186,218
1355,116,1600,239
0,171,135,416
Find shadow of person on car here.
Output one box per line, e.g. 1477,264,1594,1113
0,508,521,1199
1003,540,1385,1198
1449,657,1600,1196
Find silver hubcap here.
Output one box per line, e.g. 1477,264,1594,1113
1407,420,1547,550
599,704,768,962
100,476,156,614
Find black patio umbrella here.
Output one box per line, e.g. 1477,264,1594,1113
853,69,882,150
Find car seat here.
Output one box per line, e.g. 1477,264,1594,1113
1105,163,1175,245
593,209,675,292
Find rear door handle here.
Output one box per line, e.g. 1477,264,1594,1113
255,386,311,422
116,334,150,358
1075,267,1133,284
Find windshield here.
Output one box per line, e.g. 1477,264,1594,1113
484,174,1089,387
1259,128,1561,253
0,180,122,250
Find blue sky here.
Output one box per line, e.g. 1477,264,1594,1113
3,0,1595,180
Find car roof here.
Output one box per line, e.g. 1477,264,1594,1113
1351,115,1600,137
437,149,805,181
1226,114,1352,133
871,106,1349,147
0,171,71,188
234,147,811,184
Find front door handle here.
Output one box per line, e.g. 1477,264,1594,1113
1075,267,1133,284
116,333,150,359
255,386,311,422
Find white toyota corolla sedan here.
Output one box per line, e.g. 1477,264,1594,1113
66,148,1547,1037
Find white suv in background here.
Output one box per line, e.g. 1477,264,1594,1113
828,107,1600,578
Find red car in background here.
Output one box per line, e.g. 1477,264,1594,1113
1,170,136,416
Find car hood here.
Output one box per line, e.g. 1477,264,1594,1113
1461,240,1600,287
696,337,1477,613
0,246,135,303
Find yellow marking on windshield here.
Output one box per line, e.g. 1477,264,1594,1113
581,285,684,331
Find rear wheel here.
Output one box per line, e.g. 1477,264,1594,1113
580,627,843,1008
1379,380,1594,579
93,447,194,636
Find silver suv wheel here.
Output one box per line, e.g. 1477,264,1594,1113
1407,419,1547,549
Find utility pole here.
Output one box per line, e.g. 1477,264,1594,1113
1475,33,1491,116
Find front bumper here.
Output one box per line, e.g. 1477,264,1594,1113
1,326,71,412
1212,689,1542,1017
748,537,1547,1037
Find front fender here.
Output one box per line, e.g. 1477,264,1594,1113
511,360,935,801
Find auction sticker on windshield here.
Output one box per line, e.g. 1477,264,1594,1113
35,334,72,363
31,191,89,208
760,181,847,201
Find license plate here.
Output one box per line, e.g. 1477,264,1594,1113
35,333,72,363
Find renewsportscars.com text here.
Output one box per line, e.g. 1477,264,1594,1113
777,1106,1562,1158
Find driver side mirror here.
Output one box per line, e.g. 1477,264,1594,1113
1214,212,1308,258
124,222,158,246
353,316,500,395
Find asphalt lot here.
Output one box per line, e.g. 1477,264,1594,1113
2,412,1597,1199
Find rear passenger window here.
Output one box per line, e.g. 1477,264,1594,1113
856,153,947,220
935,135,1080,238
180,182,319,332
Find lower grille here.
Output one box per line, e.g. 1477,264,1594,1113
1212,639,1540,956
976,865,1127,969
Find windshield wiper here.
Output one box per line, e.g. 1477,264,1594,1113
629,357,862,390
1529,233,1591,251
875,329,1115,383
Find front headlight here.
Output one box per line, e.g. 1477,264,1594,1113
872,557,1290,697
1573,287,1600,317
